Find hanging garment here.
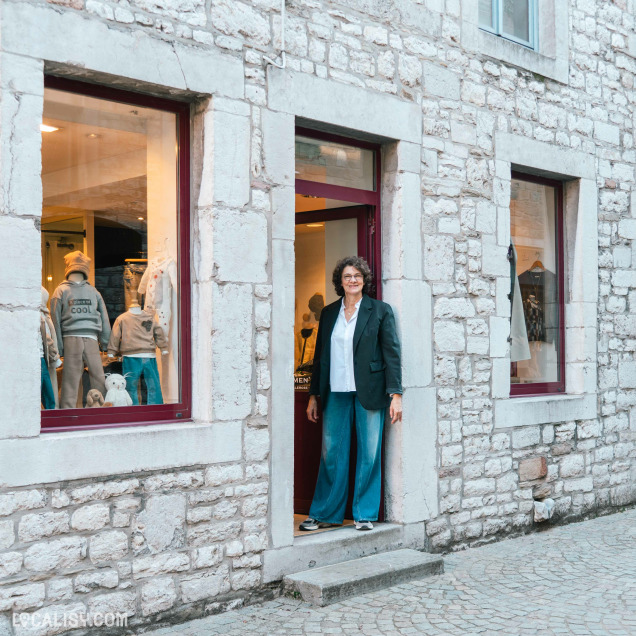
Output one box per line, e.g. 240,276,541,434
123,262,147,310
509,243,531,363
139,257,177,336
139,257,178,403
518,268,558,344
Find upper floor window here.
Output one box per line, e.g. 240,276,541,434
40,77,191,430
479,0,538,50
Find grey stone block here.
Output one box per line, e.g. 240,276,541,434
283,549,443,606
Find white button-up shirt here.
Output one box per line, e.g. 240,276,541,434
330,298,362,392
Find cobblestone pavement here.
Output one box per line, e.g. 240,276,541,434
145,509,636,635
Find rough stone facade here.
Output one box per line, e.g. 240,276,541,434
0,468,272,633
1,0,636,632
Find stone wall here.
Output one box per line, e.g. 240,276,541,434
0,466,272,634
0,0,635,632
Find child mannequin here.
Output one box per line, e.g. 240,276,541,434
50,251,110,409
107,297,168,405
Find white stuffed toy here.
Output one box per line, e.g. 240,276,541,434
104,374,132,407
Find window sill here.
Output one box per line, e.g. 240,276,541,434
477,29,568,84
494,393,596,429
0,420,242,487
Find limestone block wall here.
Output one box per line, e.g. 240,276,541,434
0,467,272,633
0,0,635,631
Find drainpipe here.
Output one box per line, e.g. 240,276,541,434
264,0,287,69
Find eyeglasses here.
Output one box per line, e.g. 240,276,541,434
343,274,363,282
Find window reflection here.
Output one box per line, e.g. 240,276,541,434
41,88,180,410
510,179,561,386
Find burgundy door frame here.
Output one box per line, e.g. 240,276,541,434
295,127,382,297
41,76,191,431
294,128,383,518
510,171,566,397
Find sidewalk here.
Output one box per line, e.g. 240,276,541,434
143,509,636,635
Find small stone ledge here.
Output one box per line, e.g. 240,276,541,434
494,393,597,429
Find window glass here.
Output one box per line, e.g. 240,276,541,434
479,0,494,29
510,179,561,387
294,218,358,382
41,88,180,410
502,0,530,42
295,136,375,191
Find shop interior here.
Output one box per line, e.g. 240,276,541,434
510,178,560,385
40,87,180,411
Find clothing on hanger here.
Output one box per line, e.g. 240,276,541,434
518,268,558,344
508,243,531,363
139,257,177,337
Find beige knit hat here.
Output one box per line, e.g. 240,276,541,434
64,251,91,279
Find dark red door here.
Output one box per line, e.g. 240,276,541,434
293,130,382,520
293,206,374,515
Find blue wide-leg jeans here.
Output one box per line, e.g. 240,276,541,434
308,392,385,523
122,357,164,405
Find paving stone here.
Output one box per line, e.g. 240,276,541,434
142,509,636,635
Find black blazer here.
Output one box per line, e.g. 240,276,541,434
309,294,402,411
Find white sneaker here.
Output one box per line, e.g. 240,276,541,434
355,520,373,531
299,518,335,531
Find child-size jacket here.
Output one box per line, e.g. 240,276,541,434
50,280,111,355
107,310,168,357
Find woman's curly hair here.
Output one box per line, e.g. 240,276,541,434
332,256,373,297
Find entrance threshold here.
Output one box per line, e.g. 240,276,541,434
263,521,427,583
293,514,354,537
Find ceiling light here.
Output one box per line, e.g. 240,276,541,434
40,124,59,133
306,223,324,227
138,217,145,221
86,133,101,139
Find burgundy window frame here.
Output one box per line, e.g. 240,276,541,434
510,171,565,397
295,127,382,297
41,76,191,432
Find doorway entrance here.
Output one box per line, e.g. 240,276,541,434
293,129,381,525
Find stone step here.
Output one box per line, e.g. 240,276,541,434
283,548,443,606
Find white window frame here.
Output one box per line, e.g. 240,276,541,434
479,0,539,50
461,0,569,84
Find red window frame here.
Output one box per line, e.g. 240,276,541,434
41,76,191,432
295,126,382,297
510,171,565,397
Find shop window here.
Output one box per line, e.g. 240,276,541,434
479,0,538,49
40,77,190,430
509,173,565,395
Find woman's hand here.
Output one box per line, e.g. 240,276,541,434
389,394,403,424
307,395,319,423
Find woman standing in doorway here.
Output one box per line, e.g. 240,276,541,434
300,256,403,532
